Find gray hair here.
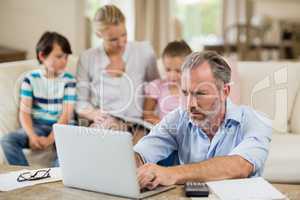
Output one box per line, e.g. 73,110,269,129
182,51,232,87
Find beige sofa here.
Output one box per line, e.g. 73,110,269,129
0,57,300,183
0,56,78,167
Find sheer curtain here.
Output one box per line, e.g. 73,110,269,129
134,0,177,56
222,0,251,43
223,0,257,60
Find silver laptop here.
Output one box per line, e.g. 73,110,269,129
53,124,175,199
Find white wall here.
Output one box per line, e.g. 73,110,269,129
0,0,86,59
254,0,300,21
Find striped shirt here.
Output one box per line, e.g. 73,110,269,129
20,69,76,126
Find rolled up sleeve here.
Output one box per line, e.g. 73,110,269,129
229,110,272,177
133,109,181,163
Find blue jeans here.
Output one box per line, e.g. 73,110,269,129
0,124,59,167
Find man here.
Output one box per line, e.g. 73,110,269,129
134,51,272,190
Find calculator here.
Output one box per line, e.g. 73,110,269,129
184,182,209,197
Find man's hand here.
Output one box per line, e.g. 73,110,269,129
137,163,177,190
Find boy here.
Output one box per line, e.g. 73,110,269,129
1,31,76,167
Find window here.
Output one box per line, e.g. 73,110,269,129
174,0,223,50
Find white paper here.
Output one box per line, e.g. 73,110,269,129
0,167,62,191
206,177,286,200
109,112,154,130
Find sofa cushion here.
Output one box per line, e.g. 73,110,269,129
290,89,300,134
0,56,78,167
263,133,300,183
0,60,40,136
237,62,300,133
25,147,56,168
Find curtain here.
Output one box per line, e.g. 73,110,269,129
134,0,177,56
223,0,257,60
222,0,252,43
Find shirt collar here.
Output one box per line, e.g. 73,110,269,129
224,98,242,125
40,68,65,79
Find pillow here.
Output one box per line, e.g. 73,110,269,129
237,62,300,133
289,88,300,134
0,60,39,136
225,56,241,104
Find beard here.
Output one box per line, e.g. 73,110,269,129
189,112,214,131
188,99,222,131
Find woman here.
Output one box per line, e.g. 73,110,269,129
76,5,159,142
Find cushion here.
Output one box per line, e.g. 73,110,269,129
0,55,78,167
237,62,300,133
0,60,39,136
25,147,56,168
290,89,300,134
263,133,300,183
226,56,241,104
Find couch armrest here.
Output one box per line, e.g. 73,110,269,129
263,133,300,183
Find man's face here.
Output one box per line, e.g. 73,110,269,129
181,62,229,129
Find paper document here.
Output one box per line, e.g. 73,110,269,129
0,167,62,191
206,177,286,200
109,113,154,130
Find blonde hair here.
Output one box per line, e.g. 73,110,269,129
94,4,125,33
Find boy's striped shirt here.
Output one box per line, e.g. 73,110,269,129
20,69,76,126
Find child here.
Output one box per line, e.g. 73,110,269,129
0,31,76,167
143,40,192,124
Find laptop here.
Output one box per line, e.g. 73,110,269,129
53,124,175,199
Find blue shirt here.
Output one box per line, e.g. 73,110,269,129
134,100,272,177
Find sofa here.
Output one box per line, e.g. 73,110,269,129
0,56,299,183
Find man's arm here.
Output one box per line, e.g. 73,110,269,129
171,155,253,183
138,155,253,189
133,109,180,165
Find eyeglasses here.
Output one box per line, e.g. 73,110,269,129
17,168,51,182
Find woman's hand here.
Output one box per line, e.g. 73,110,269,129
93,110,111,124
91,110,128,131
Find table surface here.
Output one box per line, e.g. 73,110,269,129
0,165,299,200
